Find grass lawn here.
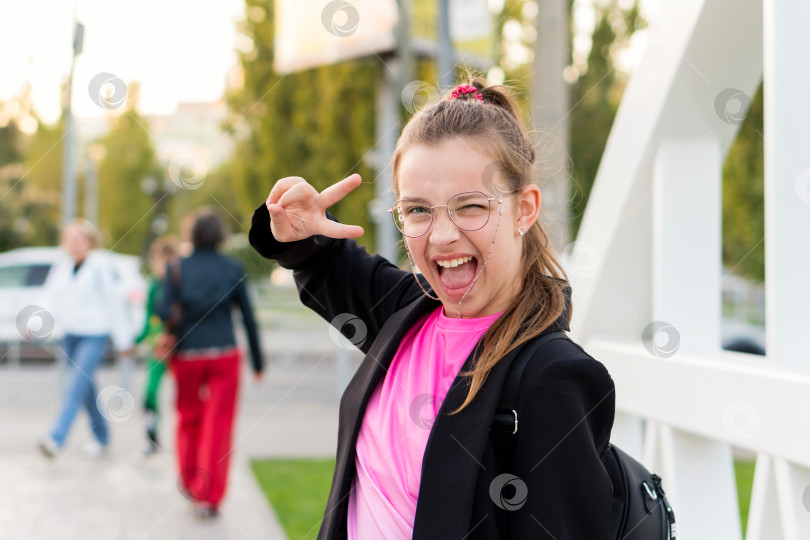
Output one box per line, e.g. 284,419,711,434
251,458,336,540
735,459,756,536
252,457,758,539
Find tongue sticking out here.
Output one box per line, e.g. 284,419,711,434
439,260,476,291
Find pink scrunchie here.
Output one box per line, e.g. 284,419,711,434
450,84,484,102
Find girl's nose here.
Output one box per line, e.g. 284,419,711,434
428,209,459,244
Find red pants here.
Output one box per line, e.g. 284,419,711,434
171,349,240,507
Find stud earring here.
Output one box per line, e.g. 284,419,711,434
517,226,525,236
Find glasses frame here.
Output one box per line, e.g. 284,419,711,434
386,189,522,238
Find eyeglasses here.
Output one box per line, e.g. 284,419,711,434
387,190,521,238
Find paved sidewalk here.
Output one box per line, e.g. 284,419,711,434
0,351,353,540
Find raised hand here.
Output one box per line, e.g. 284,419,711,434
265,174,365,242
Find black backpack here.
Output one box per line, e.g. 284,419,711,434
491,331,677,539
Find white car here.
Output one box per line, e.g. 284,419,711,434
0,247,146,356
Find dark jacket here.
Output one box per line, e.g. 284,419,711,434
249,204,615,540
157,248,264,374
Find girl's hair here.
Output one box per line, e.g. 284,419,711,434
392,77,571,413
190,207,229,250
62,218,102,249
149,235,180,262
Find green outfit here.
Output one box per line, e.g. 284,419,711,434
135,276,167,449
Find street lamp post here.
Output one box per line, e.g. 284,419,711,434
438,0,454,89
61,20,84,226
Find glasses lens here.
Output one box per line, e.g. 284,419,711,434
448,192,490,231
392,199,433,237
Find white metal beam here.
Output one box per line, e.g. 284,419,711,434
589,338,810,467
763,0,810,374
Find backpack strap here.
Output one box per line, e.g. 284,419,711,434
165,261,183,334
490,330,569,471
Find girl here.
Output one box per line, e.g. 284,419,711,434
134,236,179,457
249,79,615,539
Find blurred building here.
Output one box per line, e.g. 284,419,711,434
76,100,232,171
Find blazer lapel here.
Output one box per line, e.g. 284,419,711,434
322,293,441,538
339,292,441,438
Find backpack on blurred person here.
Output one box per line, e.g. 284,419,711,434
152,263,182,361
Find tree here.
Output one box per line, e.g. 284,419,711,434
0,95,60,251
567,0,640,239
722,83,764,282
225,0,380,250
96,82,162,255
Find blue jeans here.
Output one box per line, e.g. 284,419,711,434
49,334,110,448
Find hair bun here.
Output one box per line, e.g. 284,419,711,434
449,83,484,102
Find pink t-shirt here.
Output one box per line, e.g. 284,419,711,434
347,305,503,539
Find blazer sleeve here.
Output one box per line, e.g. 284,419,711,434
233,267,264,374
509,355,615,539
249,203,424,354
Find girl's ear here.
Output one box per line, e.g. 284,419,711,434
516,184,541,231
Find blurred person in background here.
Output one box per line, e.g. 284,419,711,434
134,236,180,457
38,219,135,458
158,207,265,519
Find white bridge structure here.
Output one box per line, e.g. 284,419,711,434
568,0,810,538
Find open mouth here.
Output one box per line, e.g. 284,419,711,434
433,256,479,296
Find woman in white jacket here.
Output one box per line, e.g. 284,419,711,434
38,219,134,458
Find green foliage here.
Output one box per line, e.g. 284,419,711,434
21,114,64,198
0,117,23,166
96,82,162,255
251,457,336,539
226,0,764,283
735,459,755,536
568,1,640,239
722,84,764,282
226,0,378,251
0,103,60,251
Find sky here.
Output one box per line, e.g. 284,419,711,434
0,0,245,124
0,0,656,127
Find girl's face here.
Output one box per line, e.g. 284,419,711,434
150,257,168,279
396,138,541,318
61,225,93,262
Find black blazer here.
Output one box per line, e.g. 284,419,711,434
249,204,615,540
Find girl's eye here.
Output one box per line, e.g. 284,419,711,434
452,203,488,216
405,205,431,216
